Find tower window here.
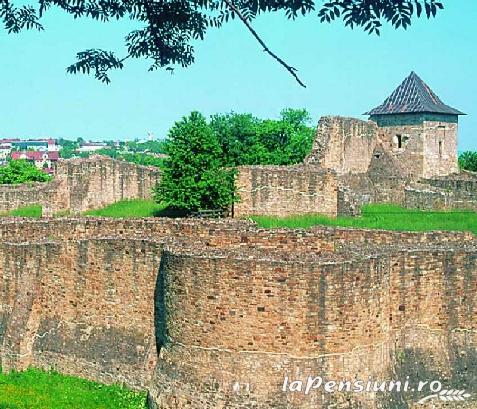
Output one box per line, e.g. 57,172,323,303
396,134,402,149
439,141,443,157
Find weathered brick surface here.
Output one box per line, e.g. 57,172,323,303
0,156,160,215
234,166,339,217
1,217,476,408
149,241,477,408
405,175,477,211
0,239,162,388
0,179,66,214
304,116,378,174
56,156,160,213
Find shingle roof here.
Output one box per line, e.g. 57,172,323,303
365,72,465,116
11,151,59,161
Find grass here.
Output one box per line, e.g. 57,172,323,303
83,199,168,218
0,205,43,218
251,204,477,235
0,368,146,409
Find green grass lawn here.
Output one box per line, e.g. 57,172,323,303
0,205,43,218
251,204,477,235
83,199,167,218
0,368,146,409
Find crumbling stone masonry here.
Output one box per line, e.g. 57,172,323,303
235,72,475,217
0,156,160,215
234,165,339,217
0,217,476,408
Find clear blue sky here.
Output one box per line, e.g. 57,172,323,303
0,2,476,150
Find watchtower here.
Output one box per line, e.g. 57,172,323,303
366,72,465,179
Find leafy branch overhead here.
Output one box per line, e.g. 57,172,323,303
1,0,444,85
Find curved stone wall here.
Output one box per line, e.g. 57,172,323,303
0,217,476,408
149,241,477,408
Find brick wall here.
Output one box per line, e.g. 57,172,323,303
405,175,477,211
0,239,162,389
57,156,160,213
304,116,377,175
0,179,66,214
150,238,477,408
0,156,160,215
234,165,339,217
1,218,476,408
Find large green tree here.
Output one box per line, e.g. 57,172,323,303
1,0,444,86
154,111,235,212
210,108,314,166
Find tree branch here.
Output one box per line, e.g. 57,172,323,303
222,0,306,88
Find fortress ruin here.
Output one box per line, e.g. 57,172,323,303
0,155,160,215
0,73,476,408
235,72,477,218
0,217,476,408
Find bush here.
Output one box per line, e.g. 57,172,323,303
459,151,477,172
0,160,52,184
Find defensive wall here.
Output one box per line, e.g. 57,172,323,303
234,166,339,217
0,217,476,408
0,156,160,215
235,116,477,217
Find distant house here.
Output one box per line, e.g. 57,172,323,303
11,138,58,152
10,151,59,173
0,146,11,163
77,142,107,153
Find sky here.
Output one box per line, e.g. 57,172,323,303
0,2,476,150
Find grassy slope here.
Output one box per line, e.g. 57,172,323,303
2,202,476,237
83,199,166,218
0,369,146,409
0,205,43,218
251,204,477,235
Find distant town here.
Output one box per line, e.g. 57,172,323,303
0,136,167,172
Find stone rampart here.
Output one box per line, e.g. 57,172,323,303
404,174,477,211
150,238,477,408
304,116,378,175
0,156,160,215
0,217,476,408
0,180,66,214
57,156,160,213
0,238,162,388
234,165,339,217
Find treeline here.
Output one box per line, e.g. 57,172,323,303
59,139,167,164
92,149,165,168
154,109,315,212
209,108,315,166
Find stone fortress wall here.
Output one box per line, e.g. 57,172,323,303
236,116,477,217
0,156,160,215
234,166,339,217
1,217,476,408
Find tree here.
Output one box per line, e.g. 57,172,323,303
458,151,477,172
0,160,52,184
58,138,80,158
210,108,314,165
1,0,445,86
154,112,235,212
210,112,260,166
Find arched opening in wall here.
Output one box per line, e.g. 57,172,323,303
397,134,402,149
439,141,443,158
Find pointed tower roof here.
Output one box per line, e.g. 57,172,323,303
365,72,465,116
